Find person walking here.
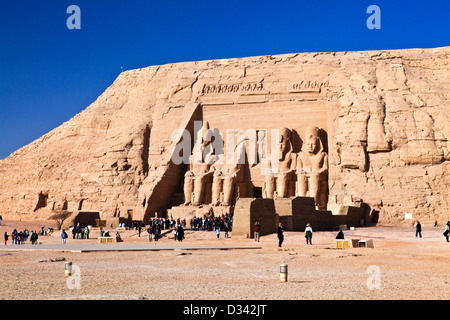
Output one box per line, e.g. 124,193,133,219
30,231,38,245
277,223,284,248
444,221,450,242
61,229,68,244
254,221,261,242
305,223,313,245
415,221,422,238
4,232,8,245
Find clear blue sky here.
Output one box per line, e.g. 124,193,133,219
0,0,448,160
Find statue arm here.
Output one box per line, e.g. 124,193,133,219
296,154,305,174
319,153,329,174
289,153,297,172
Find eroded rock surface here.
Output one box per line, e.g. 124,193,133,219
0,47,448,225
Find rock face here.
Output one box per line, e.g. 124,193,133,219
0,47,449,226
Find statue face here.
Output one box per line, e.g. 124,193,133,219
305,127,320,154
278,129,291,160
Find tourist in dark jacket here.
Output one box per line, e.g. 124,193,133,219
416,221,422,238
177,224,184,242
277,223,284,247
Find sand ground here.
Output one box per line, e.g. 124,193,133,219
0,220,449,300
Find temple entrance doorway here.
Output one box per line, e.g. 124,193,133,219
253,187,263,198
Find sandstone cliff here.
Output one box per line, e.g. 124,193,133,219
0,47,448,225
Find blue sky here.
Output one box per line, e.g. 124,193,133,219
0,0,449,159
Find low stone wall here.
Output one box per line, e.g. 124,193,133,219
233,198,278,238
233,197,367,237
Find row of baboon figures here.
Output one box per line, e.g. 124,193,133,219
182,125,328,209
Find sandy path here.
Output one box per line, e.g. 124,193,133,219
0,220,449,300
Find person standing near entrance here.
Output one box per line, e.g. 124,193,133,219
277,223,284,248
254,221,261,242
305,223,313,245
4,232,8,245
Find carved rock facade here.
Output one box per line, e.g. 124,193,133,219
0,47,448,226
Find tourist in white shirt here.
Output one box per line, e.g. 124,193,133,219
305,223,313,245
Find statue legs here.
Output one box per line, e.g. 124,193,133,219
309,173,320,206
192,176,206,206
211,175,223,206
222,176,234,206
183,175,194,205
276,172,291,198
297,173,325,208
297,173,308,197
264,174,275,199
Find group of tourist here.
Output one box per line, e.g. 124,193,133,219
416,220,450,242
172,223,185,242
70,224,91,239
4,228,41,245
275,222,314,248
3,217,450,247
144,215,233,241
273,220,450,248
146,219,164,241
190,215,233,234
189,215,233,240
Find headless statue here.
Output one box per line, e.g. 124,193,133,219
211,139,244,206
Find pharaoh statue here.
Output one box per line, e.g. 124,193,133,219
211,162,243,206
211,136,245,206
296,126,328,209
263,128,296,199
183,122,218,206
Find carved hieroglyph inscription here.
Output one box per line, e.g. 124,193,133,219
292,80,329,91
202,82,264,95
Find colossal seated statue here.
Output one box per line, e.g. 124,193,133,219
296,126,328,209
211,162,243,206
183,122,218,206
183,121,243,207
263,127,296,199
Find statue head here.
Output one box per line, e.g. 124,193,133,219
278,127,292,161
304,126,321,154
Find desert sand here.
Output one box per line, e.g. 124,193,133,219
0,219,449,301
